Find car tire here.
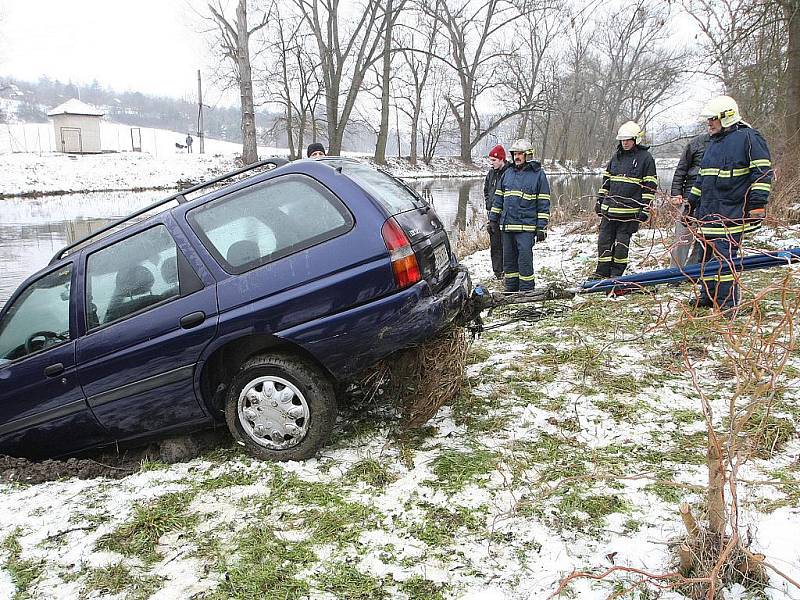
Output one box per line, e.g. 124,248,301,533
224,353,337,461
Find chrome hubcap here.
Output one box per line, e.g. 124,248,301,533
237,376,310,449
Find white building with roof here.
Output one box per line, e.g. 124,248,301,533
47,99,104,154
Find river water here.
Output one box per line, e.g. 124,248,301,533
0,171,673,307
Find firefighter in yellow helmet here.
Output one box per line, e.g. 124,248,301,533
591,121,657,280
685,95,772,310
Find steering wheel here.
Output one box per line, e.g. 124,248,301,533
24,331,62,354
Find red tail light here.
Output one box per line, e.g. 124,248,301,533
381,217,421,288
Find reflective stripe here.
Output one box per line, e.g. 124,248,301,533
505,272,519,279
642,176,658,183
609,175,643,184
602,204,640,214
598,188,609,195
597,257,613,262
701,275,717,282
699,168,719,176
502,190,538,201
698,222,761,235
702,167,749,178
502,224,538,232
491,207,502,213
538,194,551,200
519,274,535,281
641,193,655,200
718,274,736,282
750,159,771,168
690,186,702,196
603,171,611,177
730,167,750,177
750,183,771,192
613,257,629,263
537,213,549,219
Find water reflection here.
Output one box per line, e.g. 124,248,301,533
0,170,674,306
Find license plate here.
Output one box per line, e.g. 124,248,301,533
433,244,449,273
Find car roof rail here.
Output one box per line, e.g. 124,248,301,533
50,157,289,264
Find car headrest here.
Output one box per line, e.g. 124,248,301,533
160,258,178,285
115,265,155,296
226,240,260,267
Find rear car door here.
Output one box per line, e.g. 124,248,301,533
75,219,218,440
0,263,109,458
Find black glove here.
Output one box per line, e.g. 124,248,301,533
637,210,650,223
535,229,547,243
487,221,499,235
594,201,602,216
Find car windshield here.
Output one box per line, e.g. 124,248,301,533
326,160,423,214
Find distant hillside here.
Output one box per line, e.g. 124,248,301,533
0,76,268,143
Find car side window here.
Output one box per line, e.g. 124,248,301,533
86,225,182,328
0,265,73,363
187,174,354,273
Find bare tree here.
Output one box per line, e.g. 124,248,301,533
374,0,408,164
293,0,386,155
206,0,271,164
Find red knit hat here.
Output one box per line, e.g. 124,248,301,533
488,144,506,161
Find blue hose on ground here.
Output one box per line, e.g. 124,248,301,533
580,247,800,294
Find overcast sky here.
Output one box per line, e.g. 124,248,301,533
0,0,221,102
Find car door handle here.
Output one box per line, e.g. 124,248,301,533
180,311,206,329
44,363,65,377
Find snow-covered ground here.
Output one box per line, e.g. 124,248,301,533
1,223,799,599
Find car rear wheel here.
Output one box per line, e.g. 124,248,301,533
224,353,336,461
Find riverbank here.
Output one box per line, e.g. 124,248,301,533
0,151,606,198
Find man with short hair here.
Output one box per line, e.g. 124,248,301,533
669,130,711,267
483,144,510,280
686,95,772,309
488,139,550,292
307,142,326,158
185,133,194,154
592,121,657,279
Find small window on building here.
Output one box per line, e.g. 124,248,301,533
187,174,353,273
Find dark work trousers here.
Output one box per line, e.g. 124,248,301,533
696,233,742,308
502,231,535,292
488,213,504,278
595,218,640,277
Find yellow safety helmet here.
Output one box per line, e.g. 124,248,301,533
508,138,534,160
616,121,644,144
700,95,741,128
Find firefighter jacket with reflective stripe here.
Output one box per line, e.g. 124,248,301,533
483,161,511,211
489,160,550,232
687,123,772,237
671,133,711,197
596,144,657,222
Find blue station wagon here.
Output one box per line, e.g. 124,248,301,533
0,158,471,461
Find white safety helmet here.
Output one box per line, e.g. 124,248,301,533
508,139,534,159
616,121,644,144
700,95,741,128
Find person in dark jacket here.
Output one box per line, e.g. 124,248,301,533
592,121,657,279
483,144,510,279
488,139,550,292
686,95,772,310
307,142,326,158
669,132,711,267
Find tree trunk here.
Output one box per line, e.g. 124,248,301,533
410,105,420,166
374,0,394,164
236,0,258,164
459,95,472,163
540,111,551,163
707,432,727,536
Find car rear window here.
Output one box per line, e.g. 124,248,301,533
329,161,422,214
187,174,354,274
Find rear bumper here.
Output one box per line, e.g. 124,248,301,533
278,267,472,380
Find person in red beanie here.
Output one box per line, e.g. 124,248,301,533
483,144,510,279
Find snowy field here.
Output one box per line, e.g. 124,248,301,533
1,222,799,599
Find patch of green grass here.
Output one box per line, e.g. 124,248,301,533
96,490,197,564
506,434,587,483
508,382,562,410
207,526,314,600
1,529,45,599
623,518,643,533
198,469,259,491
740,407,796,459
430,448,499,492
449,388,503,428
315,562,387,600
346,459,395,488
593,396,644,422
399,576,445,599
644,482,684,503
760,467,800,512
409,504,484,547
80,563,163,599
300,500,375,545
672,409,703,424
555,489,631,532
467,345,492,364
594,373,644,396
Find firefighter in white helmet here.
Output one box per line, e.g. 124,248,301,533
487,139,550,292
591,121,657,281
685,95,772,310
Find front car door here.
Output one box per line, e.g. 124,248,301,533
0,262,109,458
75,219,218,440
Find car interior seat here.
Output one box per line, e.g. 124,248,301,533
226,240,260,268
104,264,156,323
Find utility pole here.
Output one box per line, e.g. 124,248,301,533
197,70,205,154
